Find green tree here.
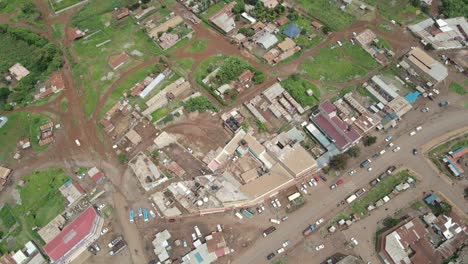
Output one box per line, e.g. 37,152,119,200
184,96,219,112
118,154,128,164
363,135,377,146
383,217,400,228
329,154,348,170
430,201,452,216
255,119,268,133
346,146,361,158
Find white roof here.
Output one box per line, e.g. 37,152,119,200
140,73,166,98
12,251,27,264
256,33,278,49
25,241,38,255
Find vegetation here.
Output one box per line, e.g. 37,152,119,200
184,96,219,113
449,82,467,95
346,146,361,158
441,0,468,18
429,201,452,216
363,135,377,146
301,45,366,83
0,25,63,107
281,76,320,107
329,154,349,170
60,98,68,112
383,217,401,228
0,168,70,253
429,134,468,178
377,0,427,25
248,1,286,22
118,153,128,164
342,42,379,70
255,119,268,133
296,0,355,31
174,58,194,72
184,39,208,53
0,112,52,162
50,0,84,12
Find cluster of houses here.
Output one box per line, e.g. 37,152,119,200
355,29,394,64
409,17,468,50
35,72,66,100
442,146,467,177
203,67,255,101
38,122,56,146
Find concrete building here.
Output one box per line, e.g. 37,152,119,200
43,207,103,264
401,47,448,85
128,152,168,191
58,180,85,207
209,2,236,34
10,241,46,264
408,17,468,50
152,229,171,262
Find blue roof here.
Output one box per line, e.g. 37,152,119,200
424,194,439,205
194,252,203,263
451,146,466,155
283,23,300,38
404,91,420,104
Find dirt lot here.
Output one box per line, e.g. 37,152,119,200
162,143,207,178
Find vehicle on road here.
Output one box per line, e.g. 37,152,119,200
277,247,285,254
393,146,401,152
360,159,371,168
303,224,316,236
187,147,193,153
379,149,386,155
351,237,359,245
217,224,223,232
385,136,392,142
346,194,357,204
92,244,100,252
367,167,373,172
348,169,356,175
410,131,416,136
194,225,202,238
413,149,418,155
267,253,275,260
109,241,126,256
337,40,343,46
315,218,324,226
281,216,289,222
101,227,109,235
386,166,396,174
336,179,344,185
108,237,122,248
416,126,422,131
439,101,449,107
378,173,387,181
315,244,325,251
320,175,327,181
330,184,337,190
263,226,277,237
129,210,134,223
282,240,291,248
301,183,308,189
270,218,281,225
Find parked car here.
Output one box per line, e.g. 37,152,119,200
386,166,396,174
315,244,325,251
277,247,285,254
315,218,325,225
271,200,277,208
301,187,308,194
314,176,320,182
388,143,394,148
281,216,289,222
370,179,379,187
393,146,401,152
336,179,344,185
320,175,327,182
385,136,392,142
108,237,122,248
101,227,109,235
413,149,418,155
372,153,380,159
282,240,291,248
275,198,281,207
367,167,373,172
348,170,356,175
439,101,449,107
217,224,223,232
267,253,276,260
330,184,337,190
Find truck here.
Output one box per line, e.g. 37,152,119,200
359,159,371,168
194,225,202,238
439,101,449,107
240,209,253,219
263,226,276,237
346,194,357,204
235,212,244,219
129,210,135,223
109,241,126,256
143,209,149,222
303,225,316,236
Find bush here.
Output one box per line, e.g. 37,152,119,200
184,96,219,113
118,154,128,164
346,146,361,158
383,217,400,228
329,154,348,170
363,136,377,146
429,201,452,216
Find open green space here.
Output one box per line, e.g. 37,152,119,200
49,0,84,12
0,1,43,26
60,98,69,112
52,23,65,40
449,82,467,95
301,45,366,82
0,25,62,107
174,58,194,72
0,112,52,162
184,39,208,54
342,42,379,70
0,168,70,253
281,76,320,107
0,205,16,233
184,96,218,113
200,2,226,20
377,0,426,25
70,3,162,118
296,0,355,31
429,134,468,178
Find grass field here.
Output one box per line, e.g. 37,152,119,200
281,76,320,107
296,0,355,31
0,168,70,253
301,45,366,82
60,98,68,112
0,112,52,162
377,0,426,25
449,82,467,95
429,134,468,178
174,58,194,72
70,7,162,118
342,42,380,70
184,39,208,53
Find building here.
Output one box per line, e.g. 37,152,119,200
148,15,184,38
276,16,289,26
311,20,323,29
256,32,278,50
87,167,105,183
0,166,12,187
43,207,104,264
206,232,230,257
66,28,85,41
112,7,129,20
209,2,236,34
38,214,67,244
139,72,167,99
182,231,231,264
283,23,300,38
400,47,448,85
408,17,468,50
107,52,130,70
261,0,279,9
9,63,30,81
310,101,361,152
277,38,296,52
59,180,85,207
17,138,31,150
125,129,142,146
128,152,168,191
443,146,467,177
159,32,179,50
152,230,171,262
10,241,46,264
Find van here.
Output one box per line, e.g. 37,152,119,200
263,226,277,237
337,40,343,46
270,218,281,225
194,226,202,238
235,212,244,219
75,139,81,146
409,131,416,136
416,126,422,131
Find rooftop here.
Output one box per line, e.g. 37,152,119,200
404,47,448,82
283,23,300,38
108,52,130,70
9,63,30,81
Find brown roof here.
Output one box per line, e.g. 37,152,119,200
108,52,130,70
130,82,145,97
263,48,280,64
252,21,265,31
167,161,186,177
112,7,130,20
206,232,228,255
40,122,54,132
67,28,85,41
50,72,65,90
277,38,296,52
276,16,289,26
39,136,54,146
238,69,254,83
311,20,323,29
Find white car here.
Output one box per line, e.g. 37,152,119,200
149,210,156,218
315,218,325,226
271,200,277,208
100,228,109,235
275,198,281,207
97,204,106,210
315,244,325,251
307,180,314,187
348,170,356,175
388,143,394,148
310,179,318,186
301,187,307,194
191,233,197,241
367,167,373,172
282,240,291,248
393,147,401,152
260,204,265,211
187,147,193,154
277,247,285,254
75,139,81,146
379,149,386,155
217,224,223,232
416,126,422,131
351,237,359,245
409,131,416,136
301,183,308,189
337,40,343,46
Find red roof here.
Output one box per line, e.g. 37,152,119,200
50,72,65,90
92,172,104,183
108,52,130,70
72,182,86,194
44,207,98,262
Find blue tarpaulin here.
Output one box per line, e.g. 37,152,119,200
283,23,300,38
404,91,420,104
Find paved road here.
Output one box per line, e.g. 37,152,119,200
233,103,468,264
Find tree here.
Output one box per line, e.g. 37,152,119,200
287,8,299,20
322,26,331,34
184,96,219,112
255,119,268,133
430,201,452,216
363,135,377,146
346,146,361,158
118,154,128,164
141,0,151,3
232,1,245,14
441,0,468,18
383,217,400,228
329,154,348,170
424,43,434,50
253,71,265,84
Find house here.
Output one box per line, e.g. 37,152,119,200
108,52,130,70
0,166,12,187
153,230,171,262
209,2,236,34
67,28,85,41
408,17,468,50
148,15,184,38
256,32,278,49
233,33,247,44
277,38,296,52
276,16,289,26
252,21,265,32
159,33,179,50
17,138,31,149
238,69,254,84
261,0,279,9
9,63,30,81
283,23,301,38
311,20,323,29
262,48,280,64
112,7,129,20
50,72,65,91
